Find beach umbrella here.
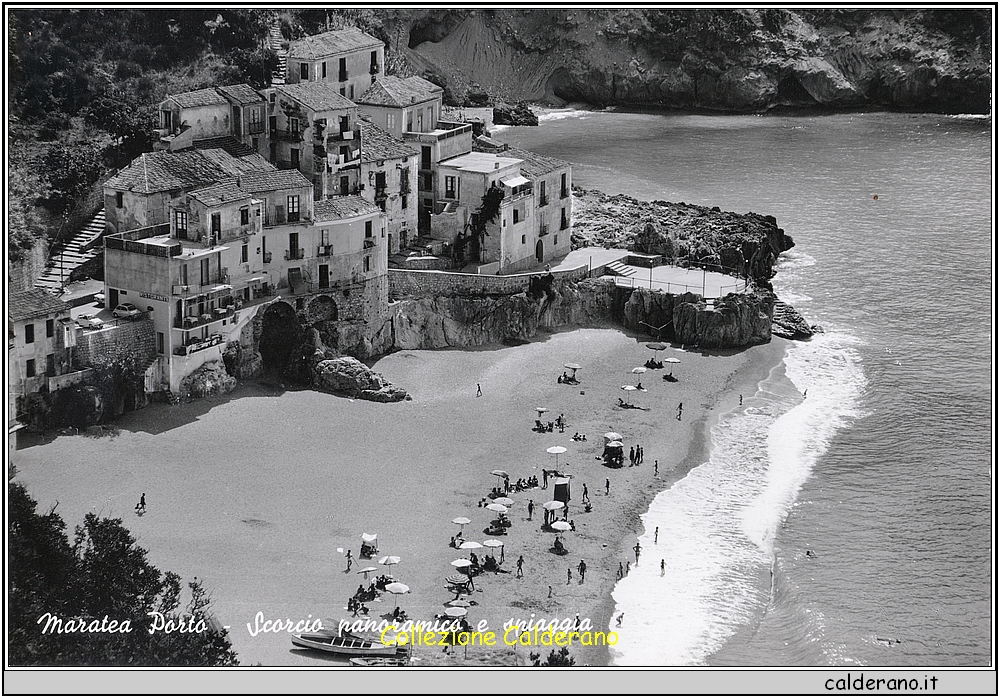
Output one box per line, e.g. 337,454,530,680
493,497,514,507
486,502,508,514
490,469,509,479
459,541,483,550
447,599,472,608
452,517,472,527
542,500,565,511
451,559,473,568
483,539,504,549
604,431,622,442
378,556,401,566
607,440,623,448
535,407,549,419
547,445,567,468
445,607,468,618
665,357,681,365
385,582,410,595
646,342,668,352
563,363,581,380
631,367,647,374
551,521,572,532
356,566,378,579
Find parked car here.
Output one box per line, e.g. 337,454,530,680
76,313,104,329
112,303,141,319
94,292,106,307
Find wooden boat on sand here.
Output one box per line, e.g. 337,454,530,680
291,632,399,657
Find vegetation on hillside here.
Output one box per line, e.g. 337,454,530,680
9,481,238,666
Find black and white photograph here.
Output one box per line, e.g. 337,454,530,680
5,5,994,693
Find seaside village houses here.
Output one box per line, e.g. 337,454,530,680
12,27,572,414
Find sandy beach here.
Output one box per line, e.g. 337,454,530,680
14,327,785,667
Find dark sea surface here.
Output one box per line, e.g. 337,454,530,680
500,109,993,666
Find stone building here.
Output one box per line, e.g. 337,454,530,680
285,27,384,102
154,84,267,154
8,288,77,405
358,119,418,254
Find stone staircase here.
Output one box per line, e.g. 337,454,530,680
34,210,105,292
605,260,636,277
268,22,287,85
192,135,256,157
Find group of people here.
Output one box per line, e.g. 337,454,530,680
533,420,558,433
557,372,579,385
571,432,587,442
629,444,645,467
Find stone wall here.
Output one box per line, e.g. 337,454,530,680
75,318,156,368
8,238,47,292
388,265,590,300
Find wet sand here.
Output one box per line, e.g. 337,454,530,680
12,328,785,667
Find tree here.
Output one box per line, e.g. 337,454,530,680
83,85,155,165
41,142,105,217
8,482,239,666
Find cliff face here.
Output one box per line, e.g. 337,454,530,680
391,9,990,113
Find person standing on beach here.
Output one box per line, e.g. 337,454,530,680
677,402,683,420
140,493,146,511
654,460,659,476
582,484,589,503
633,542,642,564
578,560,587,583
345,549,353,572
605,478,610,495
516,555,524,578
527,499,534,520
477,383,482,397
654,527,659,544
548,585,553,598
567,568,572,584
661,559,666,576
739,394,743,405
617,562,624,580
629,446,635,466
625,561,630,575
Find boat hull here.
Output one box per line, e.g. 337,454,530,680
291,633,399,657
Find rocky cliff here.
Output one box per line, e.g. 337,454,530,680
387,9,990,113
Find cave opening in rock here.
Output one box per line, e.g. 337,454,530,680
776,75,819,106
259,301,302,377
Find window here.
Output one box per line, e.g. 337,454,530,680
24,323,34,344
445,176,457,199
201,259,210,285
386,113,395,131
241,244,248,264
46,319,54,338
407,111,413,132
339,57,347,81
539,180,547,205
340,115,350,133
25,359,35,378
157,332,164,355
320,228,330,246
416,112,423,132
287,195,300,223
365,221,373,238
300,63,309,80
364,256,371,273
175,210,188,239
46,354,55,377
322,61,327,79
561,172,569,197
289,117,299,134
554,235,558,245
116,191,124,208
291,148,300,168
349,85,354,100
513,209,520,224
340,87,346,97
211,213,221,237
401,195,407,209
241,207,250,226
180,264,188,285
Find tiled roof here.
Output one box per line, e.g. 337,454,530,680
10,288,70,322
238,169,312,194
359,121,417,163
503,146,569,178
187,181,251,208
165,87,229,109
274,82,357,113
216,83,264,106
288,28,382,61
314,196,381,222
105,150,273,194
357,75,442,108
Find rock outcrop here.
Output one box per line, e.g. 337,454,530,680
390,9,990,114
178,361,237,400
772,300,823,340
313,356,409,402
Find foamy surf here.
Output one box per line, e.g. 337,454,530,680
609,331,866,666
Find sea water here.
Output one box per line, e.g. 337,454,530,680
502,110,992,666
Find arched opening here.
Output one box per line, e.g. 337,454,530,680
307,295,339,323
259,302,301,376
535,239,544,263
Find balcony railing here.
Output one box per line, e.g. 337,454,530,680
272,128,304,143
248,121,265,135
285,248,305,261
317,244,333,257
173,333,225,356
172,272,230,296
265,212,309,227
213,224,256,243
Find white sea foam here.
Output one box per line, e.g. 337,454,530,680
537,108,593,122
774,250,817,270
609,331,866,666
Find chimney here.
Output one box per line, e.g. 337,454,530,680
494,162,499,170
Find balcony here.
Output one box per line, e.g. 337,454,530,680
272,128,304,143
173,304,236,329
214,224,257,243
263,251,273,263
363,238,375,249
317,244,333,257
285,248,305,261
172,272,230,296
173,333,225,356
265,212,309,227
248,121,265,135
